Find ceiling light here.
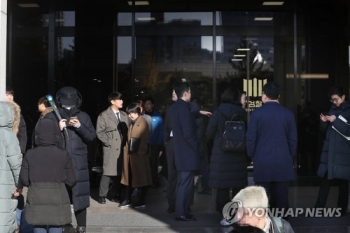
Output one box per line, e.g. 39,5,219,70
254,17,273,21
17,3,40,7
263,2,284,5
234,55,246,57
127,1,149,6
237,48,250,51
137,17,155,21
231,59,243,61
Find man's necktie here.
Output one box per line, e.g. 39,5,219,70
116,112,121,123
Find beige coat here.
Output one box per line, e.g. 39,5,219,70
96,107,130,176
121,116,152,188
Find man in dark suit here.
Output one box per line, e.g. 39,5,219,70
164,90,178,213
170,82,199,221
246,82,297,218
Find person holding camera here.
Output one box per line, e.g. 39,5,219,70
42,86,96,233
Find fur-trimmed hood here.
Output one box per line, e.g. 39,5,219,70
40,107,54,118
0,101,21,134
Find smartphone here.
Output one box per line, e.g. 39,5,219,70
321,112,328,116
70,116,78,120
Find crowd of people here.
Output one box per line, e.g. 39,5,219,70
2,82,350,233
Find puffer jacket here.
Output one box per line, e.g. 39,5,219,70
20,118,76,226
43,107,96,212
206,103,247,188
318,100,350,180
0,101,22,233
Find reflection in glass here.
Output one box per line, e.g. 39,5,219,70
117,37,132,102
11,37,48,145
135,36,213,111
118,13,132,26
216,36,274,111
55,11,75,26
13,10,49,27
135,12,212,25
55,37,75,87
216,12,274,26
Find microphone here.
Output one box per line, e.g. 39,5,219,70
46,94,69,140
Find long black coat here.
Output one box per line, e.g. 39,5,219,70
20,118,76,226
170,99,200,171
206,103,247,189
44,109,96,212
318,100,350,180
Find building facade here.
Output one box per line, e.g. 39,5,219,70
7,0,350,177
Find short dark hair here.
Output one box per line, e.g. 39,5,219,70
328,86,345,98
242,91,247,95
6,87,14,95
221,87,241,105
173,82,190,98
38,96,50,107
126,103,141,114
108,92,122,102
263,82,280,100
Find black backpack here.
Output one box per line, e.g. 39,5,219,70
217,109,246,153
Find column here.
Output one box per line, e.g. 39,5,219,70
0,0,7,99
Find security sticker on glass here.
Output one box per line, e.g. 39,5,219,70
222,200,244,224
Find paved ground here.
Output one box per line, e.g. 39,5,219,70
74,176,350,233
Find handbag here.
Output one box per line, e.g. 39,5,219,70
129,137,141,152
217,110,246,153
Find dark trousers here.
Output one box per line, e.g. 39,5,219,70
256,181,289,217
165,139,177,206
315,173,349,213
150,144,161,185
176,171,195,216
99,175,121,198
75,208,87,227
216,188,240,215
199,157,210,192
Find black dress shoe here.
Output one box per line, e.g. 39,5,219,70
98,196,106,204
175,215,196,221
167,205,175,213
110,195,120,203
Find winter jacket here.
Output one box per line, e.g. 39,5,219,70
206,103,247,188
317,100,350,180
20,118,76,226
31,107,54,148
18,114,27,154
0,101,22,233
230,217,295,233
145,109,163,146
43,106,96,212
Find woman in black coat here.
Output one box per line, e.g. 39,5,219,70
19,118,76,232
206,87,247,225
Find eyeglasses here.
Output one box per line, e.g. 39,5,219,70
330,98,340,103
